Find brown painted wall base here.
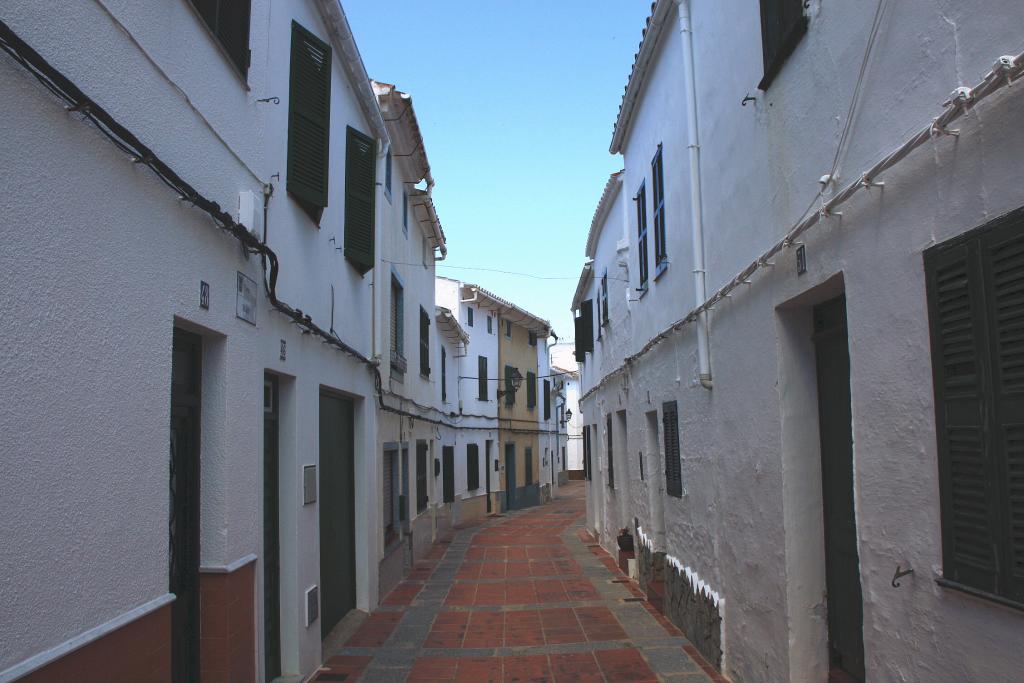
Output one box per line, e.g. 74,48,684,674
18,603,171,683
567,469,585,480
199,561,255,683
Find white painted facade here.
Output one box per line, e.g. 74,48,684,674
576,1,1024,682
0,1,392,681
551,343,582,473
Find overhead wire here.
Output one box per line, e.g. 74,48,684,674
0,19,570,438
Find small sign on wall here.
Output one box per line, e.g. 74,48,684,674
236,271,257,324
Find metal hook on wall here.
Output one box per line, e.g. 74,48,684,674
892,565,914,588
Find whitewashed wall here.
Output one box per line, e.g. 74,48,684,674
581,1,1024,681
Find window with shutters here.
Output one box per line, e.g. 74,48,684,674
487,315,493,334
390,276,406,375
606,414,615,489
652,146,668,275
383,448,397,545
478,356,488,401
505,319,513,339
526,371,536,410
663,401,682,498
574,300,594,362
467,307,474,327
467,444,480,491
543,380,551,421
441,347,447,402
384,148,392,201
528,331,537,347
287,22,331,222
189,0,252,78
504,365,516,407
637,181,649,290
595,297,602,341
419,307,430,377
344,126,376,273
601,272,610,325
758,0,808,90
525,448,534,486
416,442,428,513
925,208,1024,607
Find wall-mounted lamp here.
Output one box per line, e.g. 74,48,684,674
496,368,524,400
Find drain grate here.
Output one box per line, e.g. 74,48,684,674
611,578,630,584
316,675,349,681
621,597,644,602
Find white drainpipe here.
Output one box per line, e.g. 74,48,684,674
677,0,712,389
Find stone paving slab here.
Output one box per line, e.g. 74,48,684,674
315,482,725,682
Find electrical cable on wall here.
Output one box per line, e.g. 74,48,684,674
579,49,1024,405
0,19,568,438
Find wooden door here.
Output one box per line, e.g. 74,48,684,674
169,329,201,683
263,375,281,681
813,296,865,681
505,443,517,510
442,446,455,504
319,391,356,639
485,441,492,513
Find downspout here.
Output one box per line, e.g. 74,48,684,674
371,138,387,362
676,0,712,389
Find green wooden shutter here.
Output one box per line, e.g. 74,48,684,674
663,401,682,498
441,347,447,402
926,237,999,594
757,0,808,90
478,356,488,401
543,380,551,421
504,365,515,407
416,442,428,512
467,444,480,491
581,300,595,353
419,307,430,377
527,371,536,409
287,22,331,212
981,218,1024,602
345,126,376,273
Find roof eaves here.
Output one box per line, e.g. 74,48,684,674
609,0,674,154
409,188,447,258
585,171,624,259
314,0,389,144
463,284,552,336
571,262,594,312
435,306,470,344
372,81,433,186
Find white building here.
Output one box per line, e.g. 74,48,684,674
575,1,1024,682
0,2,440,682
435,277,502,514
370,80,451,600
551,343,582,475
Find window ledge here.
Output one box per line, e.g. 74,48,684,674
935,578,1024,614
636,285,649,300
654,260,669,281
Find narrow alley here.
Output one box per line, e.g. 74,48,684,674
313,482,723,682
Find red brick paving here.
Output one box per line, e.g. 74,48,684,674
317,482,720,682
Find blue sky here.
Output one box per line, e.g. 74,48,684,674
344,1,651,341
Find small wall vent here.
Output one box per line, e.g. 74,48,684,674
305,585,319,627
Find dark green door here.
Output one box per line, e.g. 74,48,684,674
813,296,865,682
319,391,356,639
169,329,201,683
442,446,455,504
505,443,517,510
485,441,492,513
263,375,281,681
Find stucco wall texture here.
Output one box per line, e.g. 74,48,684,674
580,1,1024,682
0,1,381,680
